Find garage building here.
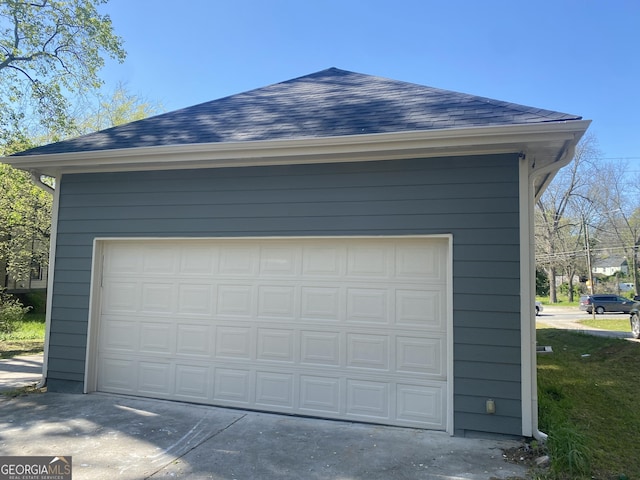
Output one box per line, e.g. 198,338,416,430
7,68,589,437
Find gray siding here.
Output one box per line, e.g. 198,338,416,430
49,153,522,436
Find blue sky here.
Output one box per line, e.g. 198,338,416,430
99,0,639,163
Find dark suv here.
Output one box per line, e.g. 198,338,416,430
579,294,636,314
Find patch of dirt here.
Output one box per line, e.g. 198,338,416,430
1,384,46,398
502,440,548,469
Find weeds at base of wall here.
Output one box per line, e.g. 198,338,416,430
536,383,592,479
0,384,46,398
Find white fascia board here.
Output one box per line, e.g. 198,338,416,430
5,120,591,176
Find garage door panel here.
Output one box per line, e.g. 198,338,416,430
346,379,390,419
219,246,259,275
395,244,447,280
260,246,298,275
138,361,174,395
139,322,174,355
395,288,445,328
175,365,210,400
396,335,446,378
396,383,446,428
300,287,340,320
97,237,449,430
302,246,344,276
346,288,389,324
213,368,252,403
256,328,295,363
300,331,341,366
300,375,341,413
216,285,255,317
257,285,296,319
177,284,214,315
100,318,139,352
256,371,294,408
98,357,137,392
103,244,142,274
180,245,216,275
142,246,179,275
102,282,139,313
140,282,175,313
347,245,391,278
176,324,212,357
347,334,389,370
215,326,253,359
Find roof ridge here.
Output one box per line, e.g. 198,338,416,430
11,67,582,157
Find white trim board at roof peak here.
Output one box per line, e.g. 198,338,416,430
6,121,590,177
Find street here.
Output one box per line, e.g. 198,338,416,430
537,304,639,342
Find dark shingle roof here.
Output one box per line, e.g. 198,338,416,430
14,67,582,156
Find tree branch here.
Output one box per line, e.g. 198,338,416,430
0,49,53,70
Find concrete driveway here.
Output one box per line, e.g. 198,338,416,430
5,306,638,480
0,392,530,480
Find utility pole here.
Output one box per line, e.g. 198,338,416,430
585,219,594,295
584,217,596,320
634,243,639,298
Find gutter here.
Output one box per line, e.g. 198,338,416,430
29,171,55,194
524,131,587,443
6,121,592,176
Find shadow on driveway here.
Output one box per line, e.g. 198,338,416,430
0,392,530,480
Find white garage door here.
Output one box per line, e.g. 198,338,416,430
95,237,450,429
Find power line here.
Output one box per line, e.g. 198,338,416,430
536,244,633,262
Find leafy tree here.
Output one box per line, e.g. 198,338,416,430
0,1,149,289
0,162,52,286
0,0,126,143
74,82,162,135
536,268,549,297
0,85,162,285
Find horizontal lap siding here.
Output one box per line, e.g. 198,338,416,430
49,154,521,435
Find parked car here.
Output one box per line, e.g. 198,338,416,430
579,294,636,314
629,304,640,339
535,301,543,316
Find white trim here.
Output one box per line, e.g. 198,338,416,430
84,234,454,434
519,157,535,437
5,121,591,176
83,239,105,393
38,176,61,388
446,234,455,435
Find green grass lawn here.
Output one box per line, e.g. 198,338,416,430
536,296,580,308
537,328,640,478
579,318,630,332
0,312,46,359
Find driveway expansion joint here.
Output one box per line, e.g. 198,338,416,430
145,413,248,479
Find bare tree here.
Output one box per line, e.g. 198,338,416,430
535,133,602,302
597,161,640,296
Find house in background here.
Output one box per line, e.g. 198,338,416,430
1,259,48,293
593,256,629,276
6,68,589,438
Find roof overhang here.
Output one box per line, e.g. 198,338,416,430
5,120,590,198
